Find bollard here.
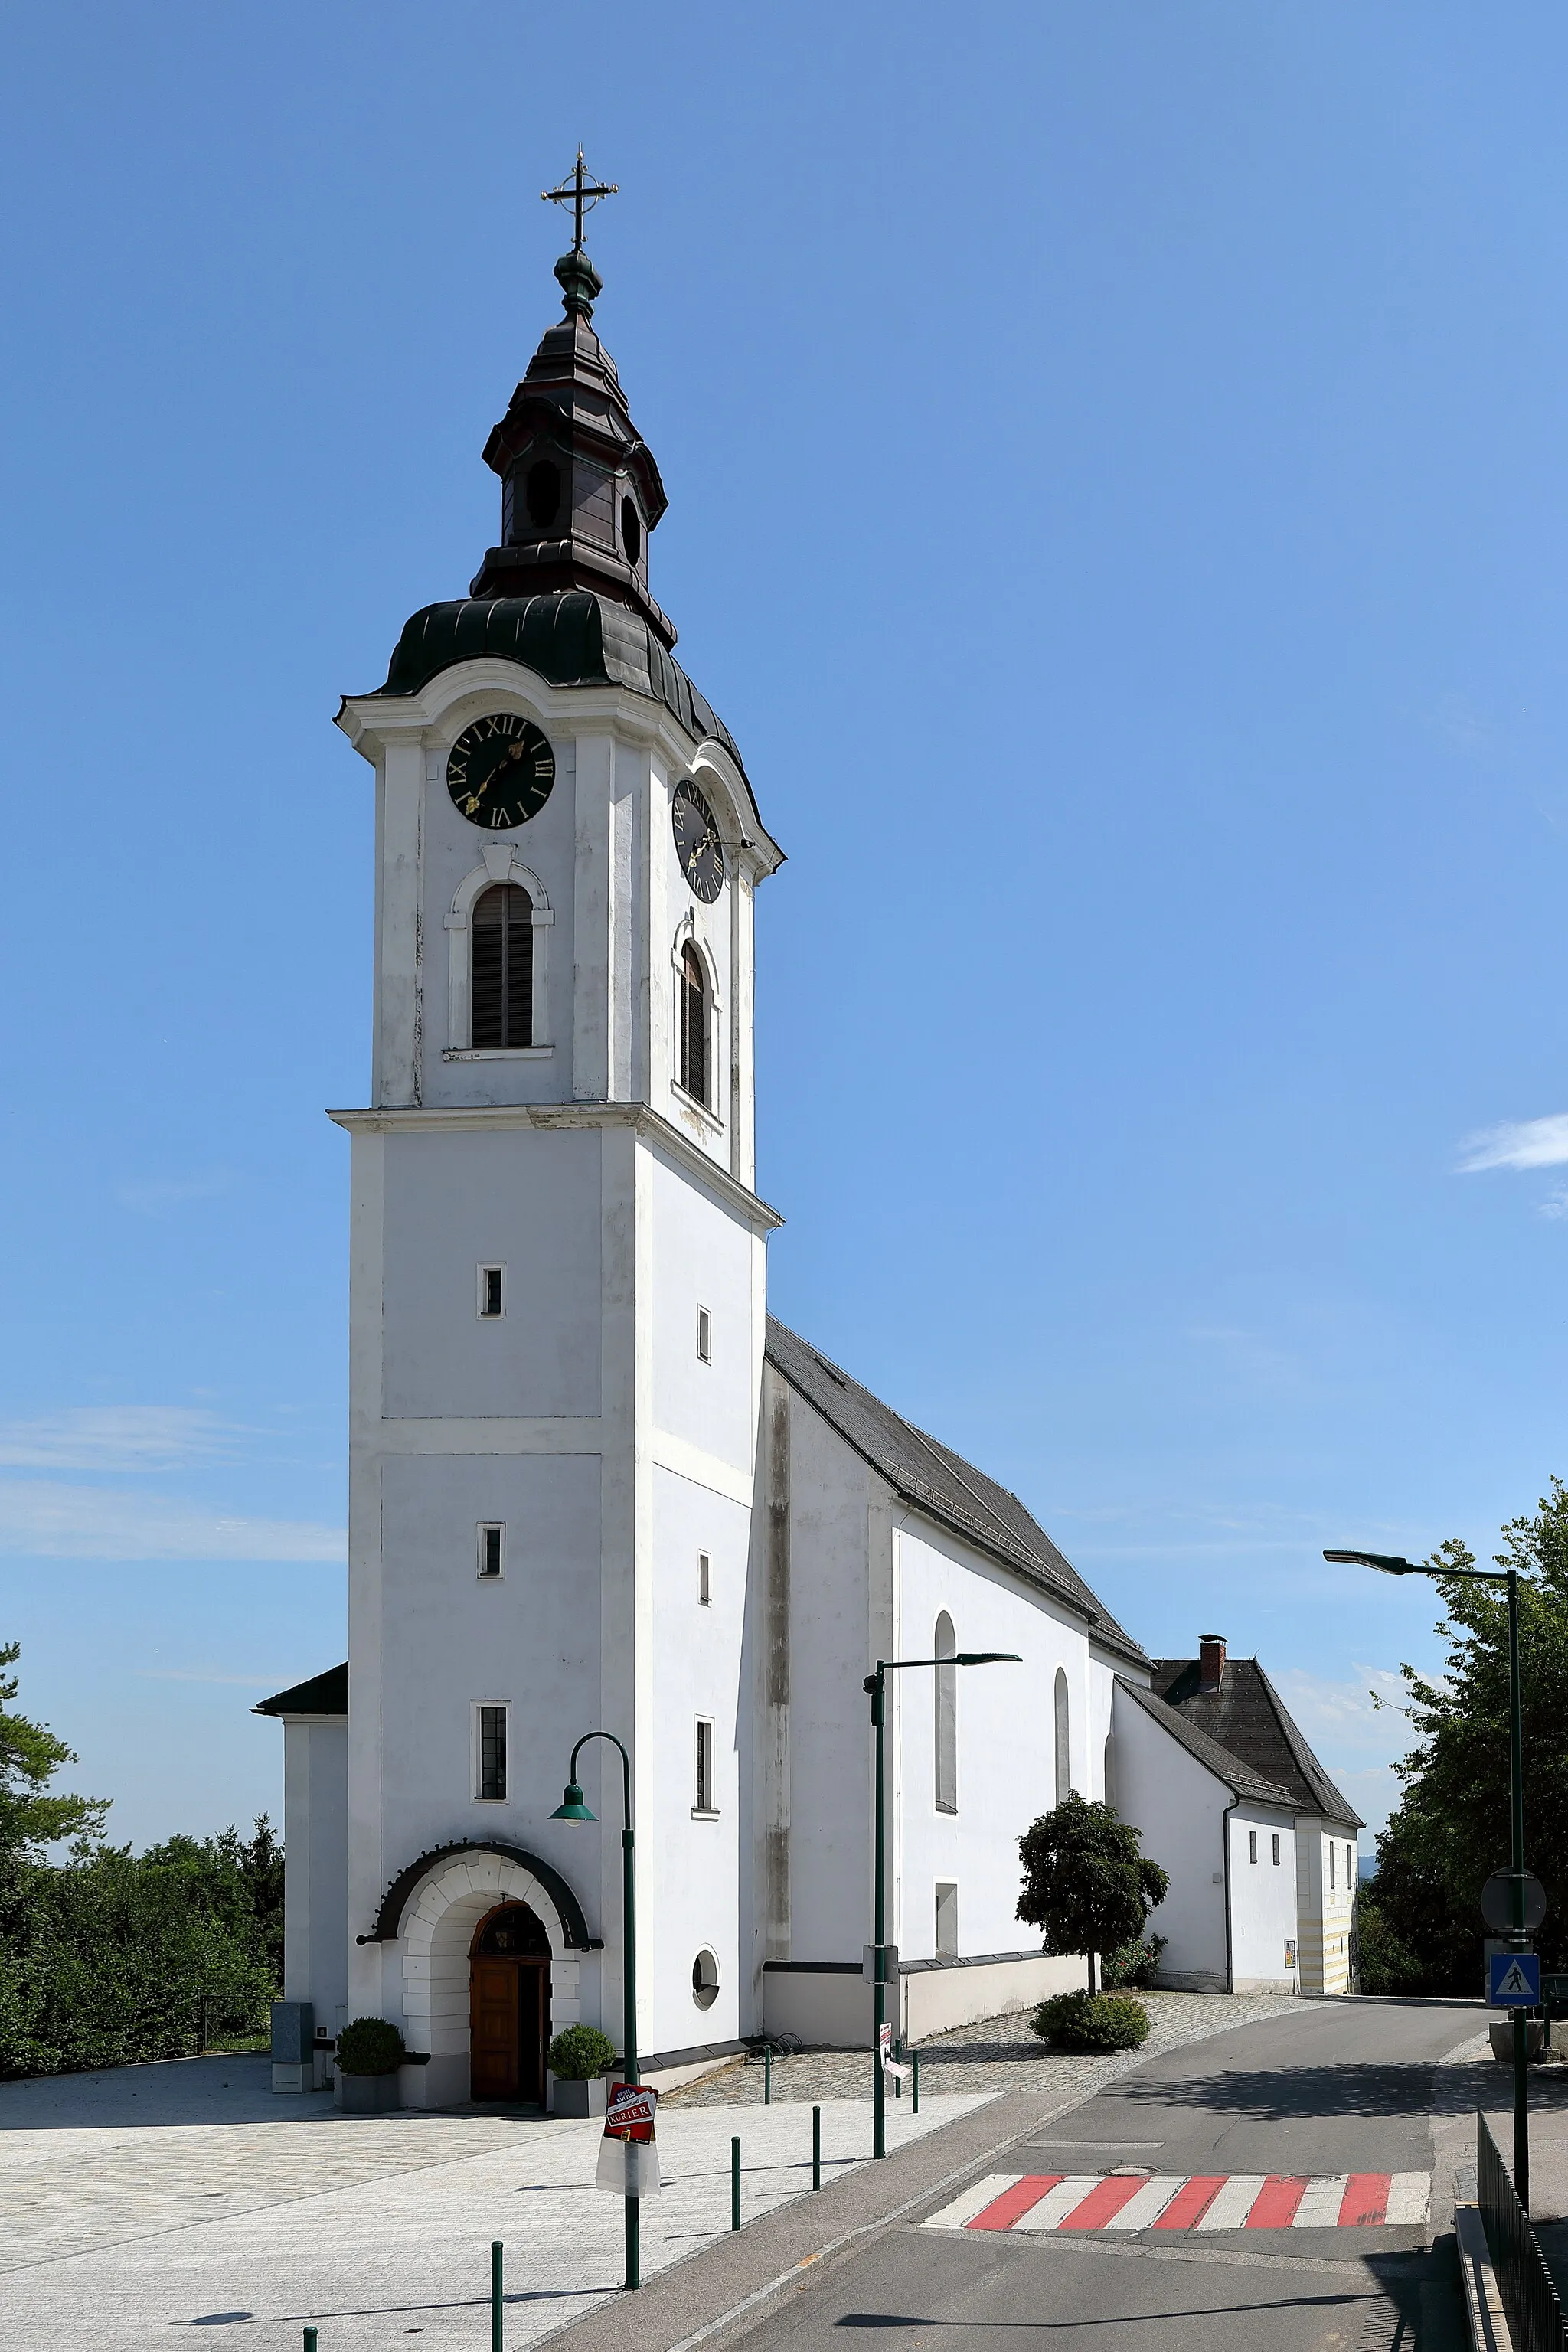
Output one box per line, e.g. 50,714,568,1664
492,2239,503,2352
303,2332,318,2352
911,2049,920,2115
812,2104,822,2191
731,2135,741,2230
893,2034,901,2099
764,2042,772,2104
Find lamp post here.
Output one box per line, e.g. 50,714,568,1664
863,1651,1021,2159
1325,1546,1531,2208
551,1733,641,2287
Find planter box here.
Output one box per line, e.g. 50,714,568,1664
335,2069,401,2113
1488,2020,1546,2065
550,2077,607,2118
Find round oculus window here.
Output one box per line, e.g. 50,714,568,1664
691,1949,720,2011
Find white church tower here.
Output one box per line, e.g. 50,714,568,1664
321,195,782,2105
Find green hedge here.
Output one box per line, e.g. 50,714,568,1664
1030,1990,1151,2053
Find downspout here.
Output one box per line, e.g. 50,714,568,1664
1221,1793,1239,1994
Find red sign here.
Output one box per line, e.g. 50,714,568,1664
603,2081,658,2143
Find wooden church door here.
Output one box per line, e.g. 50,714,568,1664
469,1902,550,2102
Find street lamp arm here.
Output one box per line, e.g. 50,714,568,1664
568,1729,632,1829
1323,1549,1509,1584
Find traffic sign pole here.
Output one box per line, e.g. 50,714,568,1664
1507,1567,1530,2214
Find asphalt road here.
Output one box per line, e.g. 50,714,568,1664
718,1999,1476,2352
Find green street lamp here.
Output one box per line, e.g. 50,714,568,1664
862,1651,1021,2160
1325,1546,1534,2209
551,1732,642,2287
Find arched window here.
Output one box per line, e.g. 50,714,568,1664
1054,1668,1071,1805
934,1612,957,1815
678,941,709,1106
1102,1731,1116,1813
472,884,533,1050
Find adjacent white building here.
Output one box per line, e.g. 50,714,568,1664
258,237,1361,2109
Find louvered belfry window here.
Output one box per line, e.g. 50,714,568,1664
471,884,533,1050
679,942,708,1106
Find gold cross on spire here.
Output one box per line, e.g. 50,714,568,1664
541,150,618,254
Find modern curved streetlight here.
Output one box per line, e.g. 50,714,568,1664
1325,1546,1534,2209
863,1651,1021,2159
551,1732,642,2285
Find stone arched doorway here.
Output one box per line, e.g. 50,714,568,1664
394,1849,586,2108
469,1901,551,2102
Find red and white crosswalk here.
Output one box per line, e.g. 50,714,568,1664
922,2171,1430,2235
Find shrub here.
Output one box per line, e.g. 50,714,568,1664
1101,1934,1166,1991
336,2016,405,2076
1030,1990,1150,2053
548,2024,617,2081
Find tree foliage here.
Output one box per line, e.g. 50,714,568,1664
1370,1479,1568,1994
0,1645,283,2078
1017,1795,1170,1993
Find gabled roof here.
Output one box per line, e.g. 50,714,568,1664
1115,1677,1297,1808
253,1662,348,1719
765,1318,1150,1670
1151,1656,1363,1830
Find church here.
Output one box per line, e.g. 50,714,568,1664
257,182,1361,2110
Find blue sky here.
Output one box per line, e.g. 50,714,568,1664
2,2,1565,1852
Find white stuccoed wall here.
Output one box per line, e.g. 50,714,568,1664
1112,1682,1231,1991
281,1718,348,2028
1228,1805,1298,1992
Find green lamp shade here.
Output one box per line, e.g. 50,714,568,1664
551,1781,596,1822
954,1651,1023,1666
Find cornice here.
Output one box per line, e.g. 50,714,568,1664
326,1099,784,1233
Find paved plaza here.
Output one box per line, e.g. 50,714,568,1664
0,1991,1314,2350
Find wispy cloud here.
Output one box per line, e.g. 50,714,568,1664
0,1407,236,1474
0,1480,344,1561
116,1171,236,1219
136,1668,278,1687
1457,1114,1568,1174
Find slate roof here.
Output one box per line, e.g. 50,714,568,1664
1114,1676,1297,1807
253,1662,348,1719
1150,1656,1364,1829
766,1317,1151,1670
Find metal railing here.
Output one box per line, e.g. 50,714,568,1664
1478,2110,1568,2352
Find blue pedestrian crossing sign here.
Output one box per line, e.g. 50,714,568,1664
1489,1951,1540,2007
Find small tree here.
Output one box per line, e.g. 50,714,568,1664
1017,1795,1169,1994
0,1642,108,1856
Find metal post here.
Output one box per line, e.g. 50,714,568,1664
893,2033,901,2099
871,1665,887,2160
812,2105,821,2190
764,2042,772,2104
731,2135,741,2230
303,2333,317,2352
911,2050,919,2115
622,1817,640,2288
1507,1569,1530,2213
491,2241,503,2352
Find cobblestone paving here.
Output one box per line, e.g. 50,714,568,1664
662,1987,1312,2108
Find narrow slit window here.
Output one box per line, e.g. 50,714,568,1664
678,941,709,1106
934,1612,957,1815
1053,1668,1070,1805
935,1881,959,1957
479,1266,504,1318
698,1551,711,1606
1329,1843,1335,1890
697,1306,711,1363
479,1525,504,1579
1249,1830,1258,1864
695,1718,715,1813
1272,1834,1281,1866
470,884,534,1050
477,1706,507,1800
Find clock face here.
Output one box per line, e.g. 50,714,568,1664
446,713,556,829
671,779,724,903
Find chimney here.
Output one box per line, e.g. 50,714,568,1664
1199,1633,1227,1693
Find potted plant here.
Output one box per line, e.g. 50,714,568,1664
334,2016,406,2112
547,2024,616,2116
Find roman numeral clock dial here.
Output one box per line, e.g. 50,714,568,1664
446,712,556,828
671,779,724,903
